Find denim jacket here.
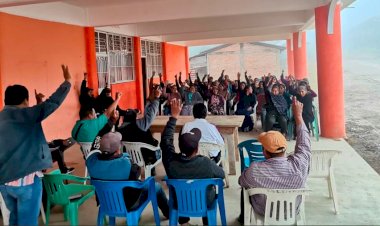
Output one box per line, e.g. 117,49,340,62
0,81,71,184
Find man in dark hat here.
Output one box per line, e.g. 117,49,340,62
160,99,225,226
79,72,95,109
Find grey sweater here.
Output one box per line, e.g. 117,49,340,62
0,81,71,184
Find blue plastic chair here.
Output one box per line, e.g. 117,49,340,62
164,178,227,226
238,139,265,172
90,177,160,226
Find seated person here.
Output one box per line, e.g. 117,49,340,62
117,88,161,168
238,100,311,218
208,86,225,115
236,85,257,132
263,77,288,136
72,92,122,143
48,138,75,173
162,83,181,116
160,99,225,225
177,73,204,116
86,132,169,218
182,103,225,164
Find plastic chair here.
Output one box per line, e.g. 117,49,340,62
0,192,10,225
250,101,259,127
164,178,227,226
42,171,95,225
198,142,229,187
91,177,160,226
237,139,265,173
78,142,93,183
243,187,310,225
309,149,341,214
122,142,162,179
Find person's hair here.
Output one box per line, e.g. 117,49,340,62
79,106,94,120
193,103,207,119
4,85,29,106
244,85,252,92
272,84,279,90
265,148,286,158
124,110,137,123
279,84,286,89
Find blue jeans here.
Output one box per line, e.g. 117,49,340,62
0,176,42,226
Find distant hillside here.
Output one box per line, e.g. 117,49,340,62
343,16,380,60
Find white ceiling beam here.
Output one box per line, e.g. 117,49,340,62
85,0,327,26
0,0,60,8
171,33,291,46
111,11,310,38
0,2,88,25
149,25,301,42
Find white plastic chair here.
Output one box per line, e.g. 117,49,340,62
78,142,93,184
198,142,229,188
122,142,162,179
243,187,310,225
0,193,10,225
250,101,259,127
309,149,342,214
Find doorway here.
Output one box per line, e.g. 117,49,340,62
141,57,148,105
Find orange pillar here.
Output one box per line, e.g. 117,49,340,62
315,4,345,138
292,32,307,79
84,27,99,95
286,39,295,76
162,42,168,82
185,46,189,78
133,37,144,110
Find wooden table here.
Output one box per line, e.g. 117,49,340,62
150,115,244,175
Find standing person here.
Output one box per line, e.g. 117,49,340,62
160,99,225,225
236,84,257,132
179,83,203,116
0,65,72,225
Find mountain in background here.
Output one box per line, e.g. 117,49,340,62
343,16,380,61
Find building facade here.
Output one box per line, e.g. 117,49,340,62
190,42,285,80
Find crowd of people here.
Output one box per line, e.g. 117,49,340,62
0,65,314,225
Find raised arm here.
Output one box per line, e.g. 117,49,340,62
23,65,71,123
202,74,207,83
218,70,225,83
245,71,251,85
160,99,182,170
104,92,122,118
288,98,311,168
136,89,161,132
80,72,88,95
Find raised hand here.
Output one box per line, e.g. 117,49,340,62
110,110,120,124
84,72,88,80
115,92,122,100
61,65,71,82
34,89,45,104
292,97,304,125
152,71,156,77
170,99,182,119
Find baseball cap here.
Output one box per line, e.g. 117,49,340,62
258,131,287,153
179,128,202,156
100,132,122,154
124,109,139,122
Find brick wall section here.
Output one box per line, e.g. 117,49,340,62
190,43,283,81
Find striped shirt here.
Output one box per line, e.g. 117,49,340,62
5,172,42,186
239,122,311,216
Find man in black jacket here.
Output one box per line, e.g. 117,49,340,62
160,99,225,225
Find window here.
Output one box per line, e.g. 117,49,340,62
142,40,163,78
95,31,134,88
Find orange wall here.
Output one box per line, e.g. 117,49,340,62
163,43,189,83
110,82,138,110
0,12,87,140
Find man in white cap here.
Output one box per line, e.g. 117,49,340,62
238,98,311,219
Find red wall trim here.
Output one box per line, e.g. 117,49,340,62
133,37,144,110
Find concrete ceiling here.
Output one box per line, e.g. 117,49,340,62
0,0,355,46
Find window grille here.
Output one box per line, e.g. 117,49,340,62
142,40,163,78
95,31,134,88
